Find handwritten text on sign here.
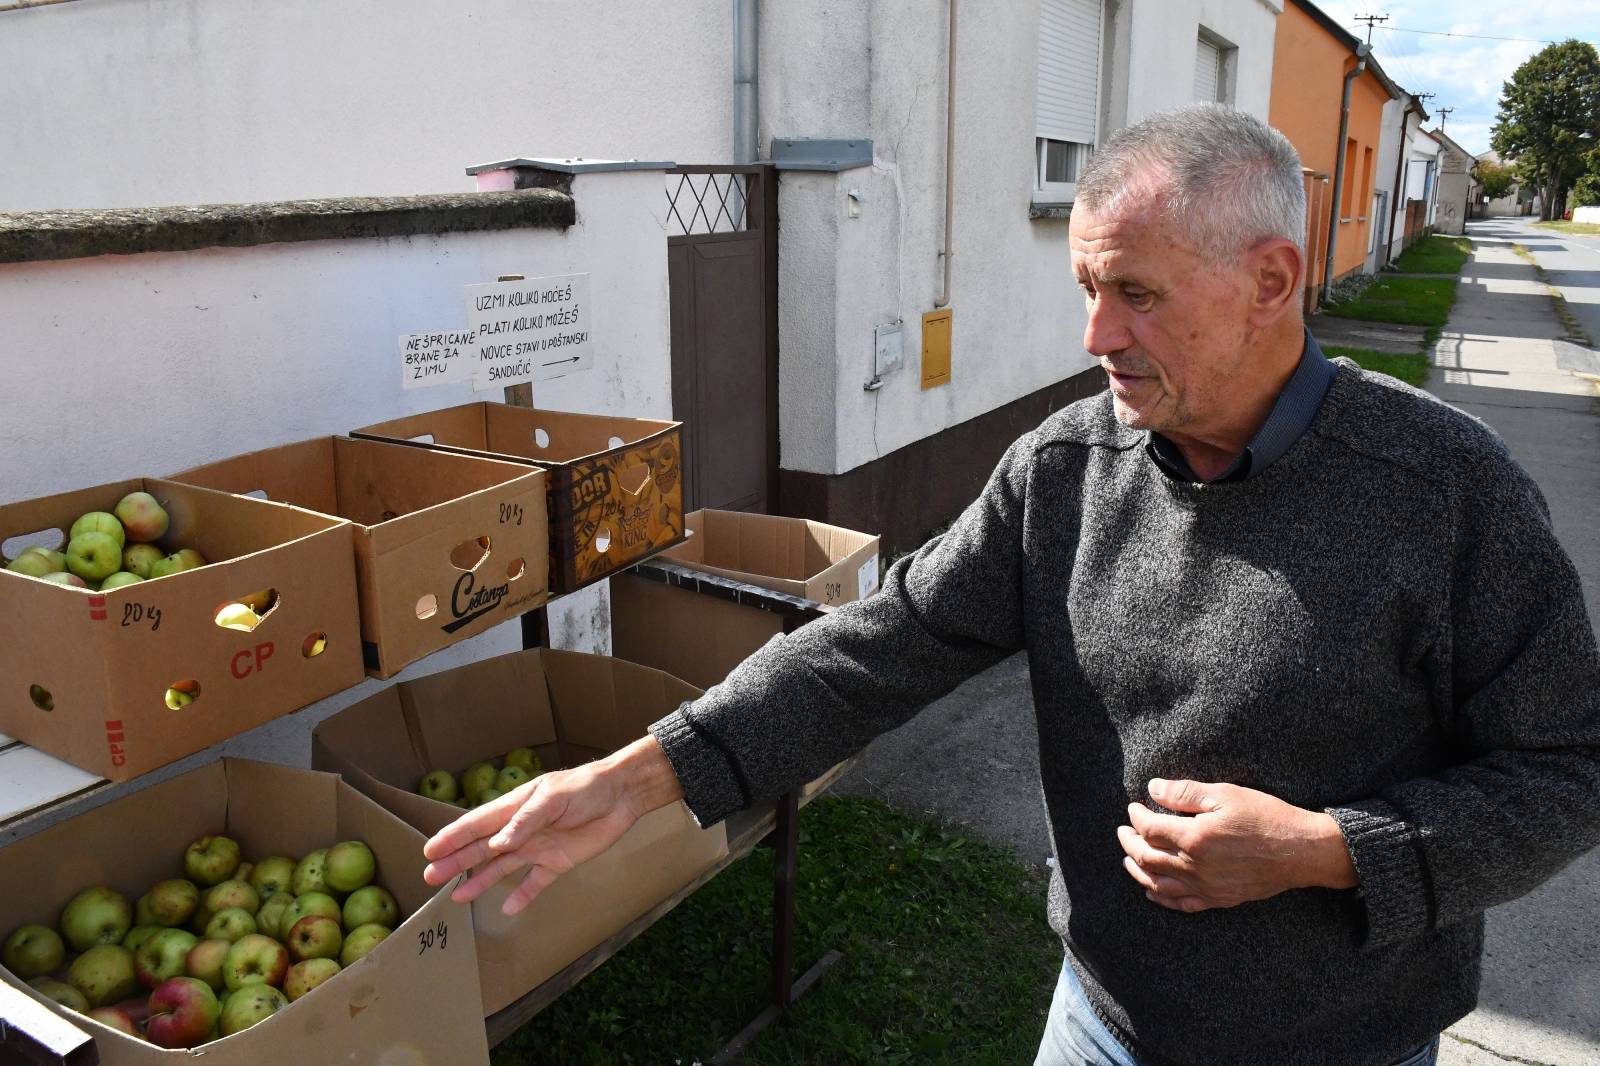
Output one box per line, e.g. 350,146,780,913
465,273,593,391
399,331,476,390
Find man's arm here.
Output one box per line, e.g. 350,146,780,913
649,432,1038,828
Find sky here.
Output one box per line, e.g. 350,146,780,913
1314,1,1600,156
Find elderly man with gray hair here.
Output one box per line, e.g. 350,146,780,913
424,105,1600,1066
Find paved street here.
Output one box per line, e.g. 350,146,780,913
834,220,1600,1065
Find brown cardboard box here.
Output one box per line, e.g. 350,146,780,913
0,478,363,781
351,402,684,594
172,436,551,678
0,758,489,1065
661,509,881,608
311,647,728,1016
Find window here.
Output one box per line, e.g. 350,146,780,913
1036,0,1103,202
1194,37,1223,103
1368,192,1384,254
1341,137,1357,218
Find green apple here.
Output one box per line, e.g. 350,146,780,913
248,856,297,899
68,944,140,1008
214,602,260,631
184,835,241,886
86,1004,142,1038
70,512,126,549
98,571,144,590
135,928,198,989
323,841,375,893
59,886,132,952
474,787,504,808
235,862,253,885
417,770,459,803
4,924,65,979
122,925,163,955
184,939,230,992
291,849,330,896
122,543,164,578
283,957,340,1002
114,492,169,543
21,547,67,572
255,893,294,941
147,879,201,927
42,571,89,588
5,553,56,578
134,894,158,927
285,915,342,963
460,762,498,804
504,747,543,775
149,547,207,580
65,532,121,582
338,924,390,967
219,984,287,1037
203,908,256,944
222,933,288,991
281,893,341,935
495,765,531,793
204,880,260,919
29,976,90,1013
341,886,399,931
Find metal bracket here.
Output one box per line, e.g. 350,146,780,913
769,139,873,172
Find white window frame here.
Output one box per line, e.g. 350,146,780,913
1034,0,1104,204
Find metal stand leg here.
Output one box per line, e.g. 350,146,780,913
712,791,845,1064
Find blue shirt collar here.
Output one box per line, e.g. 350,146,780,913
1146,328,1336,483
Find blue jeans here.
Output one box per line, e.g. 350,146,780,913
1034,958,1442,1066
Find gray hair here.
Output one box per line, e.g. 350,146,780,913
1075,104,1306,263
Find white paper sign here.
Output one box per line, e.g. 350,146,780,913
465,273,593,391
399,331,477,390
858,555,880,600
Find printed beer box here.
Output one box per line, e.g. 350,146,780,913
0,478,363,782
352,402,684,593
0,758,489,1065
172,436,550,678
312,647,728,1015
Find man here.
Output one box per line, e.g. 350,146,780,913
423,106,1600,1065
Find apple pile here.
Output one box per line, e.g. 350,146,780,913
1,492,208,592
417,746,545,809
3,832,403,1049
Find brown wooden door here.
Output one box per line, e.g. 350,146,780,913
666,167,778,514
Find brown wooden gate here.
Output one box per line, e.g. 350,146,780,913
666,165,779,514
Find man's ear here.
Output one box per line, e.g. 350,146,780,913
1245,238,1303,326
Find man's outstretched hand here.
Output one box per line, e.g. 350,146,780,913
1117,778,1359,913
422,736,685,916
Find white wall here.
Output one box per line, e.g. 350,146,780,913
1116,0,1281,125
0,0,729,211
1371,96,1406,271
0,170,673,653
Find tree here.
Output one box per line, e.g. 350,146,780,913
1472,159,1517,201
1490,40,1600,220
1573,145,1600,209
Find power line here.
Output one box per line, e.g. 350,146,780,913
1381,26,1558,45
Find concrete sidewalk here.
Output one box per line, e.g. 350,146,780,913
831,224,1600,1065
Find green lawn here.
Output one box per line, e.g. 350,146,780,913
1323,346,1430,388
493,796,1059,1065
1322,276,1458,328
1533,220,1600,236
1391,235,1472,274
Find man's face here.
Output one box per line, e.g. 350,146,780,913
1069,199,1257,440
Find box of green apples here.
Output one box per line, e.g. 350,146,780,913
312,646,729,1016
0,758,488,1064
0,477,364,781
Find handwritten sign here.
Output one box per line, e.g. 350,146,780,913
400,331,476,390
465,273,593,391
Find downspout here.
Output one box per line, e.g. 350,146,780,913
934,0,957,308
732,0,758,163
1322,43,1368,304
1385,98,1417,266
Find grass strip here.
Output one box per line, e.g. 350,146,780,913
1322,276,1457,328
1324,346,1430,388
1532,220,1600,237
493,796,1060,1065
1391,235,1472,274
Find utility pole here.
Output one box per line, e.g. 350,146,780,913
1436,107,1454,134
1353,13,1388,46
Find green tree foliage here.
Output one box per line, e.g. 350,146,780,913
1472,159,1517,201
1490,40,1600,220
1573,146,1600,209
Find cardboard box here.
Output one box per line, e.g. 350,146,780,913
0,478,364,781
660,509,881,608
0,758,489,1065
352,402,684,594
312,647,728,1015
172,436,551,678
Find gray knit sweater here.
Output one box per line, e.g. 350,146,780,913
647,362,1600,1066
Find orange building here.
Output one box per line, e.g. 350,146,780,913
1269,0,1403,309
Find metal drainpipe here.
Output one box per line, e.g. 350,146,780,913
1322,46,1368,304
934,0,957,308
732,0,758,163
